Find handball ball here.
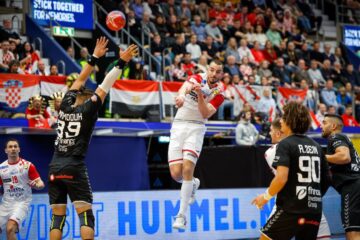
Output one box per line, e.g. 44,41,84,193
106,11,126,31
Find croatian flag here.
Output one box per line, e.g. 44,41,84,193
0,74,40,113
277,87,307,112
110,80,160,118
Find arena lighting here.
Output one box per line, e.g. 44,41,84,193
136,130,154,137
5,127,22,134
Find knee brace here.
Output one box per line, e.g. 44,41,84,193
50,214,66,232
78,209,95,230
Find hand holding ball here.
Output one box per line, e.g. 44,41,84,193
106,11,126,31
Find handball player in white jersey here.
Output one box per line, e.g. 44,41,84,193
264,118,331,239
0,139,44,240
169,60,225,229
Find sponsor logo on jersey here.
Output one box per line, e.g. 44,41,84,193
351,163,360,172
0,166,8,170
296,186,307,200
3,178,11,183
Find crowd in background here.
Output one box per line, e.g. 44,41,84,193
1,0,360,130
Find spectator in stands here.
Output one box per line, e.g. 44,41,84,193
316,103,327,123
179,0,191,19
9,40,19,60
130,59,148,80
167,15,182,41
154,15,169,40
262,40,277,64
185,34,201,61
224,55,241,77
197,2,209,23
321,59,332,81
66,46,75,60
127,10,142,42
168,55,185,81
205,18,223,48
0,19,21,45
275,40,288,61
196,55,208,73
266,21,282,48
179,17,192,41
253,25,268,48
225,37,241,63
230,19,245,43
295,8,312,33
297,0,322,31
300,79,317,111
171,34,186,59
0,40,14,72
19,42,40,73
77,47,97,82
235,110,259,146
284,41,300,65
342,105,359,127
181,52,196,77
299,42,311,65
49,65,59,76
8,59,24,74
293,59,311,87
256,88,276,118
131,0,144,20
218,73,235,120
201,36,220,61
331,61,347,88
258,60,273,79
142,11,159,39
33,60,48,76
334,47,346,67
310,41,324,64
151,34,167,75
161,0,181,19
219,19,232,45
243,21,256,45
143,0,163,20
343,64,360,91
251,41,266,64
223,2,236,26
289,26,306,48
25,95,50,121
282,9,296,36
337,86,352,114
321,79,340,112
238,39,255,63
47,91,64,128
308,60,326,87
272,57,292,86
191,15,206,42
239,56,253,81
322,43,335,64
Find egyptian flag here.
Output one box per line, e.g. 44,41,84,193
161,81,182,116
110,80,160,118
39,75,67,96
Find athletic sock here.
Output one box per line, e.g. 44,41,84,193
178,180,193,216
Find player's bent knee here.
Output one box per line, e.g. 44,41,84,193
50,214,66,232
78,209,95,230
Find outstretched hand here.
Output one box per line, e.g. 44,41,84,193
93,37,109,58
120,44,139,62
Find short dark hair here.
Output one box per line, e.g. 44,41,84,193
271,118,281,130
324,113,344,130
282,101,311,134
5,138,19,149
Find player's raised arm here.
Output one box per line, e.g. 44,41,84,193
70,37,109,91
95,44,138,103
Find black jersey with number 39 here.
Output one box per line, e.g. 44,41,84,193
50,90,102,168
327,133,360,191
273,134,328,214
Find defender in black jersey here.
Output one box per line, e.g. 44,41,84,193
252,102,330,240
322,114,360,239
48,37,138,240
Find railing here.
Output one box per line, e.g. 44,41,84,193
56,60,66,75
33,37,43,57
11,14,21,34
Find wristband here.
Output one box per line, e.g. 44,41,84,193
87,55,99,66
116,59,127,69
263,189,273,201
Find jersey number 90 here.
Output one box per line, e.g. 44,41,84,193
298,156,320,183
57,120,81,138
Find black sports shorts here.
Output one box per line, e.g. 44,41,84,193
340,178,360,232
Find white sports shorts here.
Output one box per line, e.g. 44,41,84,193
0,202,29,231
168,121,206,165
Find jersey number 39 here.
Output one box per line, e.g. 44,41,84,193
298,156,320,183
57,120,81,138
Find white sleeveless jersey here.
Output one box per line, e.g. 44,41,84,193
175,73,225,123
264,144,277,175
0,158,40,203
